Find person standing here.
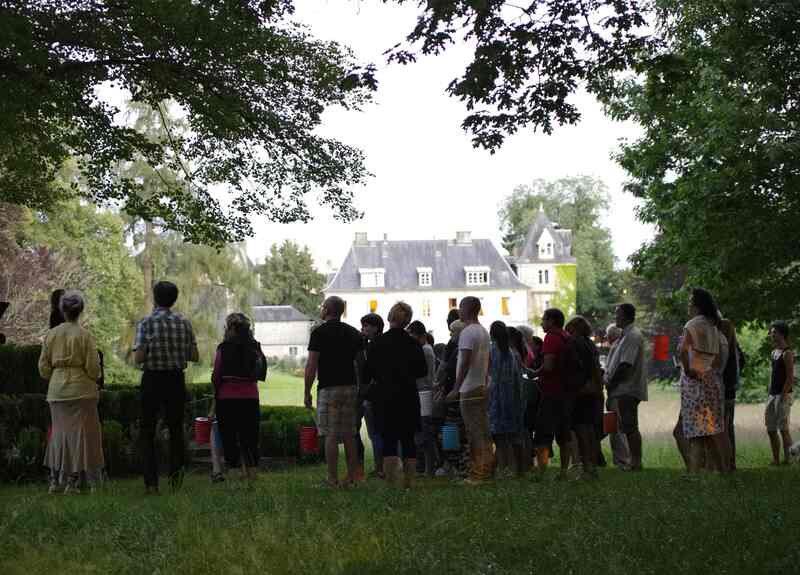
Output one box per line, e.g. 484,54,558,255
447,296,493,485
604,304,647,471
134,280,199,494
488,321,524,476
565,316,602,479
604,324,629,468
531,308,573,480
408,320,438,477
676,289,731,473
211,313,266,481
366,302,428,488
359,313,385,478
304,296,364,487
39,291,104,494
766,320,794,466
719,318,741,470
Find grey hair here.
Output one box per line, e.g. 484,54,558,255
606,324,622,341
516,325,534,342
59,290,85,321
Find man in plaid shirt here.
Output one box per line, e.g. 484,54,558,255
134,280,199,494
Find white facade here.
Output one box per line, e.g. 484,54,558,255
253,320,312,359
333,288,528,341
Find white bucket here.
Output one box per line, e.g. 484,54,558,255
419,390,433,417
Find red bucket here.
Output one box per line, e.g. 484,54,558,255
652,335,670,361
299,425,319,455
194,417,212,444
603,411,618,434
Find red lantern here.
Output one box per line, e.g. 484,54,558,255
653,335,670,361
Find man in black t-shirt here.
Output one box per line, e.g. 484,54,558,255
304,296,363,487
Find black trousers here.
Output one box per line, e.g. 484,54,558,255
140,370,186,487
216,398,260,468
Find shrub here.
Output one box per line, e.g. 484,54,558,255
0,344,46,394
737,323,771,404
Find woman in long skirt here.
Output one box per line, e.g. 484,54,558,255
38,291,104,494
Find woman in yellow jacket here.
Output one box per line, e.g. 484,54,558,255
38,291,104,494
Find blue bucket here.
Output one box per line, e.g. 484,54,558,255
442,423,460,451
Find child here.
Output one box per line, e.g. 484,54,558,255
407,321,438,476
766,321,794,465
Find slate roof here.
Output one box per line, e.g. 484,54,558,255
252,305,311,323
515,209,576,264
326,238,528,291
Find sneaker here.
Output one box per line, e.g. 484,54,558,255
461,478,487,487
210,472,226,484
435,467,449,477
48,483,62,495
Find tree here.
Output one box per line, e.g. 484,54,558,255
388,0,654,150
0,1,376,246
498,176,620,323
608,0,800,324
258,241,326,317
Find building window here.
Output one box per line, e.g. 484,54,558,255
418,271,432,287
538,270,543,284
501,297,510,316
289,346,298,357
547,243,552,255
448,298,457,310
465,267,490,286
544,269,549,284
359,268,385,288
422,299,431,317
544,300,550,310
369,300,378,313
342,300,347,318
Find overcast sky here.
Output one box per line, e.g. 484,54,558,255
243,1,654,272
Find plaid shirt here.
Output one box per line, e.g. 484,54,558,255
134,308,197,372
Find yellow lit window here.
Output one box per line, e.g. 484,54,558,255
501,297,510,316
369,300,378,313
448,298,457,310
422,300,431,317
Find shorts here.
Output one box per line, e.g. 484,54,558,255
615,395,640,434
572,396,602,428
533,396,572,448
317,386,358,439
765,393,792,432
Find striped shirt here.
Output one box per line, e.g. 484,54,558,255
134,308,197,372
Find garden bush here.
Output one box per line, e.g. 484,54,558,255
0,344,46,394
0,384,318,482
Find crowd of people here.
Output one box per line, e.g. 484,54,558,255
34,282,795,494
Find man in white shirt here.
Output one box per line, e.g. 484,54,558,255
448,296,492,484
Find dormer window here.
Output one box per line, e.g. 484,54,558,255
417,267,432,287
359,268,385,288
465,266,490,286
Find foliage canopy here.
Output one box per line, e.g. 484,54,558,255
0,0,376,245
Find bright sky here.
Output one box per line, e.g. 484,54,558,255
245,1,654,271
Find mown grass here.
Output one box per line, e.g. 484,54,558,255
191,369,309,406
1,441,798,575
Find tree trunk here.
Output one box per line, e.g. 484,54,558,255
142,220,155,312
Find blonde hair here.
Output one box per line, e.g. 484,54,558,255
449,319,466,340
387,301,413,327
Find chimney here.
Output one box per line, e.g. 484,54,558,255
354,232,368,246
456,231,472,244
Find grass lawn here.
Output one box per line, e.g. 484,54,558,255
2,383,798,574
0,443,798,575
192,368,311,406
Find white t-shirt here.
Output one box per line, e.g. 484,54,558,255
457,323,490,394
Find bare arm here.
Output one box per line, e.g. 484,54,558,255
533,353,557,378
784,350,795,395
134,347,146,365
304,351,319,409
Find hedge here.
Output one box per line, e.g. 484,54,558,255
0,344,47,394
0,384,319,482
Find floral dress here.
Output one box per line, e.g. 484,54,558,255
679,318,729,439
